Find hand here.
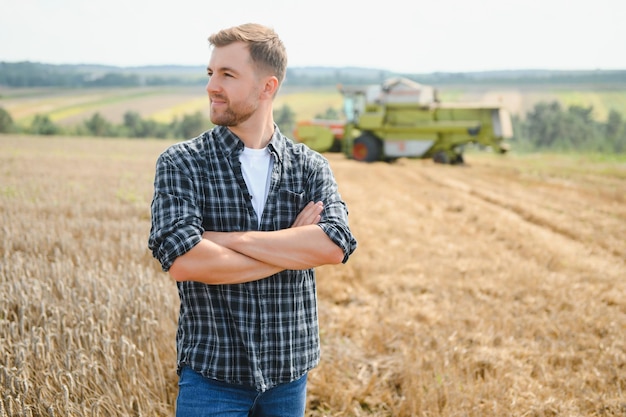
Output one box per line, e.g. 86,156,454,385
291,201,323,227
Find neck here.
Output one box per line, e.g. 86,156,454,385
229,110,275,149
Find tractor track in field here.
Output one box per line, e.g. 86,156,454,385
415,161,626,262
417,170,587,249
328,153,626,269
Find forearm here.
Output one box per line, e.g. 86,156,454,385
204,225,344,270
169,238,282,284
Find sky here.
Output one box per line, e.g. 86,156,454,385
1,0,625,74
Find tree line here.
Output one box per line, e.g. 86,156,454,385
3,61,625,88
0,62,390,88
510,102,626,153
0,102,624,154
0,62,201,88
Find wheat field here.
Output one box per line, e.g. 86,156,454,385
1,134,625,416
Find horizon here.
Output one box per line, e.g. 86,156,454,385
2,61,625,76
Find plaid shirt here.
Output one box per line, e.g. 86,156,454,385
148,125,357,391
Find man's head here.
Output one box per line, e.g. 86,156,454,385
208,23,287,88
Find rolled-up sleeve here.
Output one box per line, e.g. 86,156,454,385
310,158,357,264
318,209,356,263
148,151,203,271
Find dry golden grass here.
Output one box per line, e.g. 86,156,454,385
1,135,625,416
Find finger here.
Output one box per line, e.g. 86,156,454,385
291,201,323,227
301,202,323,223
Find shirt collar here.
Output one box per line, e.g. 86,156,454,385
213,125,284,164
213,125,243,159
267,126,284,164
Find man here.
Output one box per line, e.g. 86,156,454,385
148,23,357,417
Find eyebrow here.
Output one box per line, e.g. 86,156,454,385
206,65,239,75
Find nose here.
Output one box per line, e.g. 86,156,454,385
206,76,219,95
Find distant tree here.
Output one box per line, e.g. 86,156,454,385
120,111,170,138
123,111,143,136
614,128,626,153
315,107,340,120
0,106,14,133
563,105,597,149
30,114,59,135
604,110,626,153
606,110,623,139
515,100,626,152
525,101,566,149
142,119,171,139
122,111,151,137
174,111,209,139
274,104,296,136
84,113,115,137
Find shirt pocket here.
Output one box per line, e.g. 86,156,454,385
274,189,305,230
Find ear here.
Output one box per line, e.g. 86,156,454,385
260,75,279,99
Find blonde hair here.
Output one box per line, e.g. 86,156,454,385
208,23,287,85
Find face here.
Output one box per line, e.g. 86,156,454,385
206,42,263,127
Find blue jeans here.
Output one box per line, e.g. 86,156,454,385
176,366,308,417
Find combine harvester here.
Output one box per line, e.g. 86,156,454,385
294,77,513,164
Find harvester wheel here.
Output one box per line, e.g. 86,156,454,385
433,151,450,164
352,133,382,162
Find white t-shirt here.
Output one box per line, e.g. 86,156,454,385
239,147,273,226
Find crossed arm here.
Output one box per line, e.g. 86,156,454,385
168,202,345,285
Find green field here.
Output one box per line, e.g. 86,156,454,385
1,83,625,129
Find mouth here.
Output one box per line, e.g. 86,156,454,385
210,96,227,112
210,95,227,105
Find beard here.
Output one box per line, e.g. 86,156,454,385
210,94,257,127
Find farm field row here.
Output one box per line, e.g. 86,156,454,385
0,85,208,126
1,83,625,128
1,134,625,416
